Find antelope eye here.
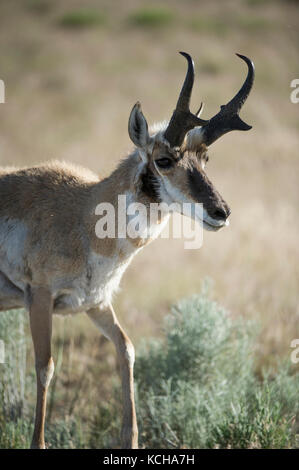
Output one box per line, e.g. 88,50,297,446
155,157,173,169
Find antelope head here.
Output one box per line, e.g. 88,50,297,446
128,52,255,231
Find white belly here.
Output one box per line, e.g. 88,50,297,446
52,251,134,314
0,217,135,314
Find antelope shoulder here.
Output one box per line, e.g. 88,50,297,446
0,160,128,314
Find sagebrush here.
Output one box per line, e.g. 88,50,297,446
0,288,298,448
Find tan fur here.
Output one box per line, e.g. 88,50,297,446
0,122,230,449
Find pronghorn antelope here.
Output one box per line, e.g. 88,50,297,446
0,52,254,449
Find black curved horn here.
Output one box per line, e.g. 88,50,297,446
164,52,208,148
201,54,255,146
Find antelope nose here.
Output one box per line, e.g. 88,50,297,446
213,207,230,221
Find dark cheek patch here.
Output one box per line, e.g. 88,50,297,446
141,167,161,202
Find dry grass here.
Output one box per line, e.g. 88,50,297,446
0,0,298,432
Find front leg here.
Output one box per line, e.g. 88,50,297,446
29,286,54,449
87,304,138,449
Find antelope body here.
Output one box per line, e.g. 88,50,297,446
0,52,254,448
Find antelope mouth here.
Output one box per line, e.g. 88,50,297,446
202,218,230,232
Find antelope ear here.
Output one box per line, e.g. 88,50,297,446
128,102,151,150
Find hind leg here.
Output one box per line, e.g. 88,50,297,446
87,304,138,449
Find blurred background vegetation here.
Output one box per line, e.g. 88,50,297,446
0,0,298,448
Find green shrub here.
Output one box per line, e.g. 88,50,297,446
1,288,298,448
0,416,32,448
45,418,85,449
0,310,27,421
0,309,31,448
93,286,299,449
128,7,174,28
59,9,106,29
0,309,85,449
